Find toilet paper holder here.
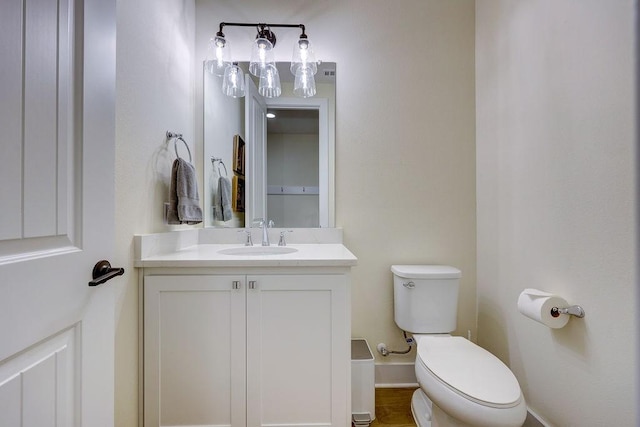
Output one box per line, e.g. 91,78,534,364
550,305,585,318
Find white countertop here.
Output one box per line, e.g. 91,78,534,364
135,243,358,268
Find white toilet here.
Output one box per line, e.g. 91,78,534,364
392,265,527,427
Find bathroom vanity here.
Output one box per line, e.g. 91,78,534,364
135,229,357,427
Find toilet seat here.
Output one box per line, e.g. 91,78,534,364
417,335,521,407
414,335,527,427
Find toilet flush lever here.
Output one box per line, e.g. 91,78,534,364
403,281,415,289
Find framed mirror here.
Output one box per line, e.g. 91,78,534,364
203,61,336,228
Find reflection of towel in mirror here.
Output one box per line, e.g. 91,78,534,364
212,174,223,221
218,176,233,221
167,158,202,225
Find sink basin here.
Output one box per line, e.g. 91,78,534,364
218,246,299,256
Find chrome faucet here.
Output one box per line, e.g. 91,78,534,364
253,218,274,246
278,230,293,246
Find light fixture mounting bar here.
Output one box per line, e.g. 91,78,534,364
218,22,306,47
219,22,305,33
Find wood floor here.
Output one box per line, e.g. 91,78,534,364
369,388,418,427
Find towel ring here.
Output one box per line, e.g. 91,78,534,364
211,157,228,176
166,131,192,163
174,137,192,162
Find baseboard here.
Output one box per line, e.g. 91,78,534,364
524,407,550,427
374,363,418,388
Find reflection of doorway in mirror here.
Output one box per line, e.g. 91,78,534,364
266,108,319,228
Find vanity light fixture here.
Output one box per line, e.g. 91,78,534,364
222,62,246,98
208,31,232,76
207,22,318,99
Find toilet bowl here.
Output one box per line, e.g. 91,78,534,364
391,265,526,427
413,335,526,427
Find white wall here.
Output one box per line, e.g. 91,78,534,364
195,0,477,366
476,1,638,425
114,0,196,425
114,0,475,424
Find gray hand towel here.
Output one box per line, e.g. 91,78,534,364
212,174,224,221
219,176,233,221
167,158,202,225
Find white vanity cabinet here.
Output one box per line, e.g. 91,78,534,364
143,270,350,427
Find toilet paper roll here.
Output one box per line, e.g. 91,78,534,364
517,288,570,329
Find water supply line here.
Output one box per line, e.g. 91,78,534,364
377,331,414,357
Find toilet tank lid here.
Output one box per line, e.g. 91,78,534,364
391,265,461,279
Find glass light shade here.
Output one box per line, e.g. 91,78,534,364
206,35,231,76
249,38,275,77
290,38,317,75
258,64,282,98
222,64,246,98
293,66,316,98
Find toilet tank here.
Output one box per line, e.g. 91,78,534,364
392,265,461,333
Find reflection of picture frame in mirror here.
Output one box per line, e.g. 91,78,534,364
232,175,245,212
233,135,245,175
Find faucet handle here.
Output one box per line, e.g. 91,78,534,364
238,229,253,246
278,230,293,246
268,219,275,228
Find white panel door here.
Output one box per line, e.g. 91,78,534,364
0,0,117,425
246,274,349,427
245,76,267,223
144,275,247,427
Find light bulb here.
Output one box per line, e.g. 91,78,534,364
222,64,246,98
206,35,231,77
291,37,317,75
293,66,316,98
249,38,275,77
258,64,281,98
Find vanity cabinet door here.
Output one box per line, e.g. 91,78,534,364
246,274,349,427
144,275,246,427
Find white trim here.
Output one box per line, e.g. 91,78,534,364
245,75,267,223
376,382,420,389
524,407,551,427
